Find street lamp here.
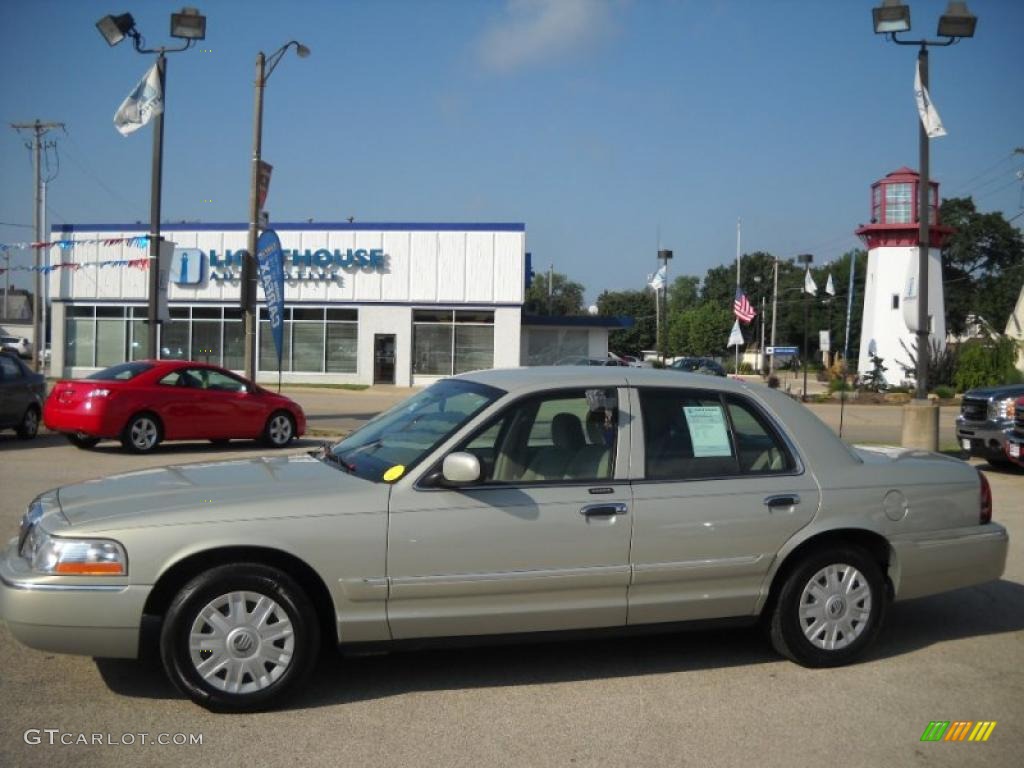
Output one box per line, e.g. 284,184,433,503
656,249,672,363
243,41,311,382
97,7,206,359
871,0,976,402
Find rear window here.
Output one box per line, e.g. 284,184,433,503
86,362,154,381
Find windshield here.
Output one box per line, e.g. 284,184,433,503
86,362,154,381
328,378,504,482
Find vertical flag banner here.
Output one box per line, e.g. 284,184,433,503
257,229,286,371
648,265,667,291
734,288,756,324
113,63,164,136
825,273,836,296
804,268,818,295
727,319,744,348
914,60,947,138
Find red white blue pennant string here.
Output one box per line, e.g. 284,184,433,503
0,257,151,275
0,235,150,253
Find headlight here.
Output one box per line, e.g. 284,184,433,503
20,528,127,576
994,397,1016,420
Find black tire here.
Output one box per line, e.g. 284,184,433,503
16,405,40,440
987,457,1015,470
66,432,101,449
159,563,320,712
263,411,295,448
121,412,162,453
769,546,887,667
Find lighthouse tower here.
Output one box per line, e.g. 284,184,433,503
855,168,952,384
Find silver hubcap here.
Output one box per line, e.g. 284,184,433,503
189,591,295,694
130,417,158,450
799,563,873,651
269,415,292,445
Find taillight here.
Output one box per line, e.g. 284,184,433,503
979,470,992,525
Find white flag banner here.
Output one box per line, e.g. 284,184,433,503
804,268,818,295
825,273,836,296
914,60,947,139
648,265,666,291
727,318,744,348
114,63,163,136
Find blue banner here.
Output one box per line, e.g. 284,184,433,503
257,229,286,371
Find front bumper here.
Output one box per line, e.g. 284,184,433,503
1005,433,1024,468
955,419,1010,459
0,538,149,658
890,523,1009,601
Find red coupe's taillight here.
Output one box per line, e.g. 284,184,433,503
979,470,992,525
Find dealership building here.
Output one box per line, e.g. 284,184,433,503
48,222,626,386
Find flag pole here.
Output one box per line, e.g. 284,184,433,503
735,218,741,374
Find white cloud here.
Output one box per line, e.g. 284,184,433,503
477,0,615,74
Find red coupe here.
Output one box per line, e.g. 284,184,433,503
44,360,306,453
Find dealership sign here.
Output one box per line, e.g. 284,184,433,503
178,248,388,283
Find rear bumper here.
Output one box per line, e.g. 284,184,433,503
42,407,120,438
890,523,1009,601
0,539,147,658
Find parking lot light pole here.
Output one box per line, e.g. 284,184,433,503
871,1,977,400
97,8,206,359
243,41,310,383
798,254,814,401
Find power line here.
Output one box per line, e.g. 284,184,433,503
62,128,146,218
946,151,1015,196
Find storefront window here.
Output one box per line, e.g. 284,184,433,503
523,328,589,365
95,307,126,367
413,309,494,376
191,321,221,364
66,306,95,367
326,323,357,372
293,322,324,372
223,313,244,371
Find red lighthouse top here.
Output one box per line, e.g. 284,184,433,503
855,167,954,249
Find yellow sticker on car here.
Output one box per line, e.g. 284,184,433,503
383,465,405,482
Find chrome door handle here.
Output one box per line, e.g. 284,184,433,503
580,502,628,517
764,494,800,509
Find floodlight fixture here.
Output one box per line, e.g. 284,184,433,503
872,0,911,34
96,13,136,46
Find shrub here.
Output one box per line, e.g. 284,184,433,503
828,378,852,392
860,354,888,392
954,336,1019,392
933,385,955,399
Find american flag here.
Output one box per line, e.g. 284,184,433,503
734,288,756,324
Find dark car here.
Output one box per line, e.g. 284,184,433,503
668,356,727,377
956,383,1024,468
0,349,45,439
43,360,306,453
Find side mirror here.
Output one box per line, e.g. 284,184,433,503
441,452,481,485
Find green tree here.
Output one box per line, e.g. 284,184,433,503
941,197,1024,338
668,302,734,357
596,289,656,356
523,270,585,316
667,275,700,316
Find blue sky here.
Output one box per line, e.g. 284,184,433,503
2,0,1021,301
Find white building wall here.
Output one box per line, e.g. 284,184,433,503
49,226,525,385
857,244,945,385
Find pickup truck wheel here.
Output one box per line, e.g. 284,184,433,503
160,563,319,712
769,547,886,667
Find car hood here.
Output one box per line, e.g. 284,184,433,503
50,453,385,533
963,385,1024,400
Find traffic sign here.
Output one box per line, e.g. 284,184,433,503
767,346,799,355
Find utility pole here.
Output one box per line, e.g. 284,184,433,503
548,264,554,314
11,120,64,371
